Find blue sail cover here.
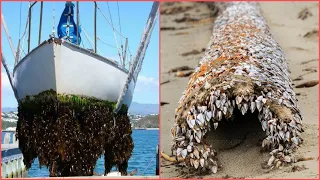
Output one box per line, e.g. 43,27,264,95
57,2,81,45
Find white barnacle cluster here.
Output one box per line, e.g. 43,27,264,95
171,2,303,174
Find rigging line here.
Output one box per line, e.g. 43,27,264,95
19,2,22,38
82,34,91,51
95,4,126,39
127,44,132,56
83,28,99,54
16,2,23,63
126,44,133,67
97,37,121,50
117,1,124,59
18,2,32,62
81,26,103,55
81,26,94,49
17,3,30,61
52,2,56,36
126,44,132,68
2,13,17,61
1,53,19,102
107,2,122,63
19,31,27,60
117,1,122,44
83,34,93,50
141,154,156,175
21,22,29,57
18,44,27,56
80,36,86,48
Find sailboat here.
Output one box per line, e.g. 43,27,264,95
2,1,158,112
2,1,159,177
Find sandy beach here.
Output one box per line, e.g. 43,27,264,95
160,2,318,178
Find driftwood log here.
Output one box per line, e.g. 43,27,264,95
171,2,303,174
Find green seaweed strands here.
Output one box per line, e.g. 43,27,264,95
20,89,128,113
16,89,133,177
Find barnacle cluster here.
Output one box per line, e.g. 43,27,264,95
16,90,133,176
171,2,303,174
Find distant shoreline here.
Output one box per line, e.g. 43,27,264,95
133,128,159,130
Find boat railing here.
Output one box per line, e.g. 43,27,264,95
2,132,27,178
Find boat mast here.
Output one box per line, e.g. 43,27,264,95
1,14,16,61
94,2,97,53
114,2,159,113
76,2,79,45
38,1,43,45
28,2,37,53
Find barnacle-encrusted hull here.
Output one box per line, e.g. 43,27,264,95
171,2,303,174
17,90,133,176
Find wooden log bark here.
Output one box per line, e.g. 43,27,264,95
171,2,303,174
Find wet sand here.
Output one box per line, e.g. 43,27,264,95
160,2,318,178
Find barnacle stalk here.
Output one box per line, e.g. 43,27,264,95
16,90,133,176
171,2,303,174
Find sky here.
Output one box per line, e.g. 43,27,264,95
1,1,159,107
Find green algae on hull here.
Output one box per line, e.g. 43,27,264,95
16,89,133,177
20,89,128,113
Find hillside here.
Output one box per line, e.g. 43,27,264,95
2,121,17,130
131,114,158,128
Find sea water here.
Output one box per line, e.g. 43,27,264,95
3,130,158,177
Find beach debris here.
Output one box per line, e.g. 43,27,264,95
297,156,315,162
301,59,318,65
174,17,200,23
161,102,170,106
295,80,319,88
17,90,133,176
161,6,193,15
161,151,184,162
181,49,205,56
293,76,303,81
170,2,304,175
161,27,177,31
169,66,194,73
298,8,312,20
176,71,194,77
303,67,317,73
174,32,189,36
161,27,189,31
292,67,317,81
290,47,308,51
161,80,170,85
303,29,318,38
286,165,308,172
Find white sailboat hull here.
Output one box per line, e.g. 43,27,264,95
13,39,135,107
